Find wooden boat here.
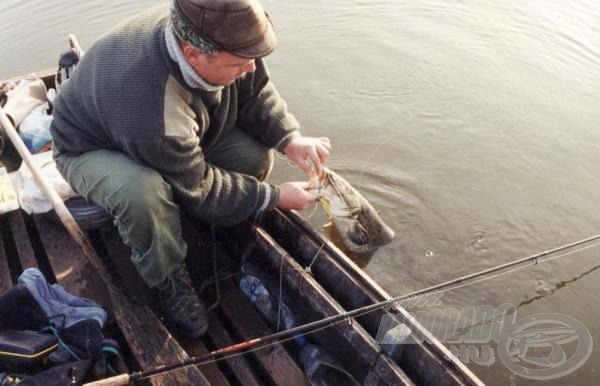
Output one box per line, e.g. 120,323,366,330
0,69,485,385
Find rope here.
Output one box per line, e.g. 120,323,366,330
40,326,122,375
276,251,286,332
306,241,326,272
205,223,221,312
39,326,81,361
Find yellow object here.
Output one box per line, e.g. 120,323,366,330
0,167,19,214
0,342,58,359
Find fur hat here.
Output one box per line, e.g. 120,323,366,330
170,0,276,58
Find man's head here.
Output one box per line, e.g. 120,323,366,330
171,0,276,86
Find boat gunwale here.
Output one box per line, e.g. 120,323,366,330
2,69,484,386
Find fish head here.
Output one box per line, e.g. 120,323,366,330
319,168,395,254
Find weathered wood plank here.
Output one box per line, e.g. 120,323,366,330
368,354,416,386
32,214,106,301
249,224,413,386
0,209,41,294
9,211,38,270
180,336,230,386
264,209,484,386
205,313,262,386
98,225,229,385
218,278,309,386
3,70,210,385
181,220,263,386
106,303,211,386
264,210,455,384
0,216,22,287
102,223,262,386
32,216,210,386
0,225,15,294
20,212,57,283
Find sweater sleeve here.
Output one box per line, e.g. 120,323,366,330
237,59,301,152
118,135,279,225
112,74,281,225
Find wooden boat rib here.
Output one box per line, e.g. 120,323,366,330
0,69,485,385
260,209,485,385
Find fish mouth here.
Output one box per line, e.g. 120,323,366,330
332,214,395,254
313,168,395,254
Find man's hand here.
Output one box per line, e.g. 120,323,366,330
277,181,319,210
283,136,331,176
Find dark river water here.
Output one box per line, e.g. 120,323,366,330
2,0,600,384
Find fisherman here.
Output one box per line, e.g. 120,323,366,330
50,0,331,340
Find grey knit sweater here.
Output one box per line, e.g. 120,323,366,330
50,5,300,225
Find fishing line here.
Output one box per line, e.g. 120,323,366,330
356,131,397,190
431,239,600,297
86,233,600,385
442,240,600,341
260,234,600,348
137,315,344,382
306,200,320,218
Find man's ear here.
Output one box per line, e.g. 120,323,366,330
182,44,198,63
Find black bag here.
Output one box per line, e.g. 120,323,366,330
18,359,92,386
0,285,48,332
0,284,115,385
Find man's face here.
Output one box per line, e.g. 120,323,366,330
183,44,257,86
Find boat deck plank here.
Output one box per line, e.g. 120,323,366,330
1,69,488,386
19,211,58,283
0,214,24,278
111,218,308,386
0,259,12,293
8,211,38,271
180,221,269,386
263,210,483,386
98,225,232,386
179,338,231,386
23,214,210,386
217,278,310,386
0,220,15,293
205,312,263,386
102,220,295,386
32,214,108,303
249,224,414,386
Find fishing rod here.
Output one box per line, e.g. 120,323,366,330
84,232,600,386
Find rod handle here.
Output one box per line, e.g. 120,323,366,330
83,374,131,386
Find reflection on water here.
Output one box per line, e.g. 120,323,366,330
516,263,600,310
2,0,600,384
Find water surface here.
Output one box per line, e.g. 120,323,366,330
2,1,600,384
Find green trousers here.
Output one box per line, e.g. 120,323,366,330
55,128,273,287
